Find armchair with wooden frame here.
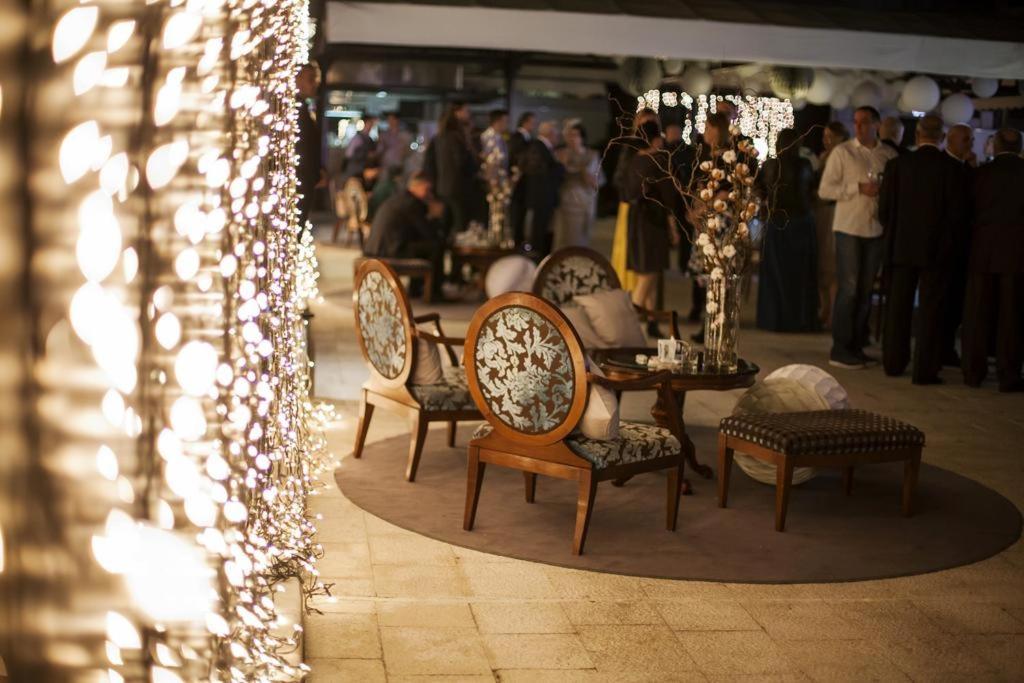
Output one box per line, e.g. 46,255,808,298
532,246,681,341
462,293,686,555
351,259,481,481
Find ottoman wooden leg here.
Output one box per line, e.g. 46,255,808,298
902,449,921,516
717,434,734,508
775,458,795,532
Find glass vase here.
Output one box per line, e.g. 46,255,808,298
703,273,742,373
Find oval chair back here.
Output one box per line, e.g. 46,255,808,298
465,293,589,447
532,246,621,306
353,259,415,390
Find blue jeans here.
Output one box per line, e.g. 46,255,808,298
832,232,884,358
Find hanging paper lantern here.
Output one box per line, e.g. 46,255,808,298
661,58,684,76
680,65,713,95
619,57,661,94
791,96,807,111
769,67,814,99
805,69,835,105
882,80,905,108
940,93,975,125
971,78,999,98
829,89,850,110
901,75,941,112
851,80,882,109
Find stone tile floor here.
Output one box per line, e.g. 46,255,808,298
302,219,1024,682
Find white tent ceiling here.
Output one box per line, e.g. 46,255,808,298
326,2,1024,80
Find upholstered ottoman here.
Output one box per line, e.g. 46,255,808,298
717,409,925,531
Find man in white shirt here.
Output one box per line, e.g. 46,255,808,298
819,106,899,368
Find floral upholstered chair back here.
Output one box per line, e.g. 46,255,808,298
465,293,589,446
532,247,622,306
353,259,415,388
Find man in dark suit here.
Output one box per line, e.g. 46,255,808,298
295,63,326,231
878,114,969,384
508,111,536,246
962,127,1024,391
364,172,447,299
519,120,564,256
940,123,977,366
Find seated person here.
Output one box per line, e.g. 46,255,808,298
364,172,447,299
367,164,400,221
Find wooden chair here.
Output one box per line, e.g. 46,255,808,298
532,246,681,340
351,259,481,481
462,292,686,555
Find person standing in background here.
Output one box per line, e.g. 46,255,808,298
508,112,536,246
519,121,564,256
378,112,412,179
756,128,819,332
428,101,479,235
481,109,511,239
611,108,659,294
878,114,969,384
343,114,378,181
623,120,683,334
552,120,603,250
879,116,907,156
947,124,978,167
295,62,326,231
962,127,1024,392
941,122,977,366
815,121,849,329
819,106,898,369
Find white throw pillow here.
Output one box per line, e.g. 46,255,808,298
485,255,537,298
560,304,605,350
577,359,620,441
411,330,444,385
574,288,646,348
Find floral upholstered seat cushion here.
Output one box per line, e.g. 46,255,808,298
409,366,475,411
472,421,680,469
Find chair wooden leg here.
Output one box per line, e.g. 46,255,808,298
717,434,734,508
463,447,486,531
446,420,457,448
902,450,921,517
572,471,598,556
523,472,537,503
423,271,433,304
843,466,854,495
775,458,795,532
406,413,429,482
666,461,684,531
353,392,374,459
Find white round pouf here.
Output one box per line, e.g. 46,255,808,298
484,255,537,299
765,364,850,409
730,378,830,486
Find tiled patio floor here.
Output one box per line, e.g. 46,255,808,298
303,218,1024,682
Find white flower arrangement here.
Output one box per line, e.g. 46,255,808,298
710,267,723,281
722,150,737,164
723,244,736,258
706,300,719,314
697,232,710,246
702,243,717,257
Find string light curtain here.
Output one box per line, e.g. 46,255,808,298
0,0,330,681
638,91,795,157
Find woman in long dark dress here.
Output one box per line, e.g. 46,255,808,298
756,128,819,332
622,121,683,331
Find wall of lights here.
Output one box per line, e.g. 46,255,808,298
637,90,795,157
0,0,329,681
